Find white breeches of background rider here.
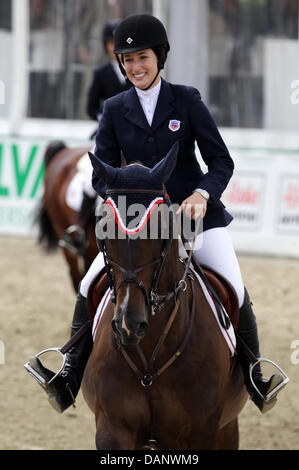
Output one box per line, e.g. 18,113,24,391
80,227,245,308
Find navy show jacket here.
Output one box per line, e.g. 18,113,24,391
86,62,130,121
92,78,234,231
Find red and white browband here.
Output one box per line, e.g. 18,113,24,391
104,196,165,235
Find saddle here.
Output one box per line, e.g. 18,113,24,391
192,263,239,330
87,263,239,331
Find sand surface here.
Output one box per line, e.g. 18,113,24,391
0,236,298,450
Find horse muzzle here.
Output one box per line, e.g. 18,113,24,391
111,312,148,346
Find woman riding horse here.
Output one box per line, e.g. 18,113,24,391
26,13,287,416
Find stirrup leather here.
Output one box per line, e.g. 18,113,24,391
249,357,289,402
24,347,66,387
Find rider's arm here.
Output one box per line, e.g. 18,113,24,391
187,87,234,202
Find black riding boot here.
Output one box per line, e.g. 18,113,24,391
25,291,93,413
59,192,96,255
237,288,286,413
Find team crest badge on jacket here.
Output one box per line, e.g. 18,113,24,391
168,120,181,132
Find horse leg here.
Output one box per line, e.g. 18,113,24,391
216,418,239,450
95,418,136,450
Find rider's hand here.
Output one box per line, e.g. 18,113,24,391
176,192,208,220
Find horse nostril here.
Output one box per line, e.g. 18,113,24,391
138,321,148,337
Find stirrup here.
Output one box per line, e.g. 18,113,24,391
249,357,289,402
58,225,86,256
24,347,66,387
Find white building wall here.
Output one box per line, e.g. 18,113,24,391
264,38,299,131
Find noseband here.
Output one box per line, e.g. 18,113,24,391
98,188,185,315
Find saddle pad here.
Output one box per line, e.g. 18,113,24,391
190,266,236,356
76,152,91,172
65,154,100,211
92,273,236,355
65,171,87,211
92,288,111,341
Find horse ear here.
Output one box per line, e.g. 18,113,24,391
88,152,117,186
149,142,179,185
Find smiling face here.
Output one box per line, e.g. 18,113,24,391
122,48,160,90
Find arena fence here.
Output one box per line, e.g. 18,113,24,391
0,126,298,258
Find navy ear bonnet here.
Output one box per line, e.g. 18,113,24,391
89,142,179,230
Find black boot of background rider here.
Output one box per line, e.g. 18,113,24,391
237,288,283,413
61,192,96,255
28,290,93,413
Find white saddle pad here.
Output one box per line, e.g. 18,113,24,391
92,288,111,341
65,153,99,212
189,266,236,356
76,152,91,172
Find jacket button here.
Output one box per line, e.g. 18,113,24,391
148,136,155,143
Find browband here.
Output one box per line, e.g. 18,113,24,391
106,189,166,196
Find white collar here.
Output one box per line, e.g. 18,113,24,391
135,80,161,99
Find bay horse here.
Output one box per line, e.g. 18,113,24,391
81,143,248,450
35,141,98,292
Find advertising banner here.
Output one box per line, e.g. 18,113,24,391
0,135,91,237
277,175,299,235
222,172,265,231
1,133,299,258
0,137,46,236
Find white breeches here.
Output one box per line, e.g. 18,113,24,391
192,227,245,307
80,226,245,307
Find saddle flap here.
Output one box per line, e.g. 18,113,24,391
201,265,239,330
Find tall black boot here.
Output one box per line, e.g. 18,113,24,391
25,290,93,413
59,192,96,256
237,288,287,413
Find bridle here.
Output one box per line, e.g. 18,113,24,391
97,188,190,315
95,185,204,449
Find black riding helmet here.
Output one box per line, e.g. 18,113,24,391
102,19,121,52
113,14,170,89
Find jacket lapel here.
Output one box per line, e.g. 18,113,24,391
151,79,175,132
123,79,175,134
123,87,151,133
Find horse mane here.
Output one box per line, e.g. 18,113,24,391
44,140,66,167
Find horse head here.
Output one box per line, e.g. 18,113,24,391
89,143,179,345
